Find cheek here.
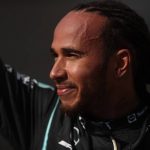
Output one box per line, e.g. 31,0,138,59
66,60,102,86
67,60,88,76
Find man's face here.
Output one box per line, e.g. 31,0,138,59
50,11,111,117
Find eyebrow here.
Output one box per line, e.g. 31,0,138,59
62,48,84,54
50,47,85,55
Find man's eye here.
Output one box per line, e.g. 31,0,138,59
66,52,81,58
62,48,85,59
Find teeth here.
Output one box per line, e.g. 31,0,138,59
61,89,68,92
57,88,74,96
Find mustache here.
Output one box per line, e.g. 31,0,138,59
54,81,77,88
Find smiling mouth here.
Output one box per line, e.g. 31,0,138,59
56,85,76,96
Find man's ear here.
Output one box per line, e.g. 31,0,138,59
115,49,131,78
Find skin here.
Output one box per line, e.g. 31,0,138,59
50,11,139,120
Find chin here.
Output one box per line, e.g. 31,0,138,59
60,101,81,117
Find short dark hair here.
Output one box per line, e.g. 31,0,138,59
72,0,150,101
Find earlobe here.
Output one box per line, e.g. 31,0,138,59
115,49,131,78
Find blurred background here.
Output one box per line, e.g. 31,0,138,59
0,0,150,85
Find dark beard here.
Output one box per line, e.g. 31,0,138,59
60,60,108,119
60,100,82,117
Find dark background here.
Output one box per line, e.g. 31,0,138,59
0,0,150,85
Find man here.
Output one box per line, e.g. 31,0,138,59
0,0,150,150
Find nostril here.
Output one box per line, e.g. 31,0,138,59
49,65,67,81
54,77,67,84
50,71,67,85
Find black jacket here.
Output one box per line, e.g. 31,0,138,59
0,59,150,150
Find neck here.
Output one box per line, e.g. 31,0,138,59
82,88,140,121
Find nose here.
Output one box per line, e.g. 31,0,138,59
50,58,67,81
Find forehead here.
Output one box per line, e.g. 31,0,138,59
52,11,108,52
54,11,108,39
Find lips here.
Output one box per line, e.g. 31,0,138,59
56,84,76,96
